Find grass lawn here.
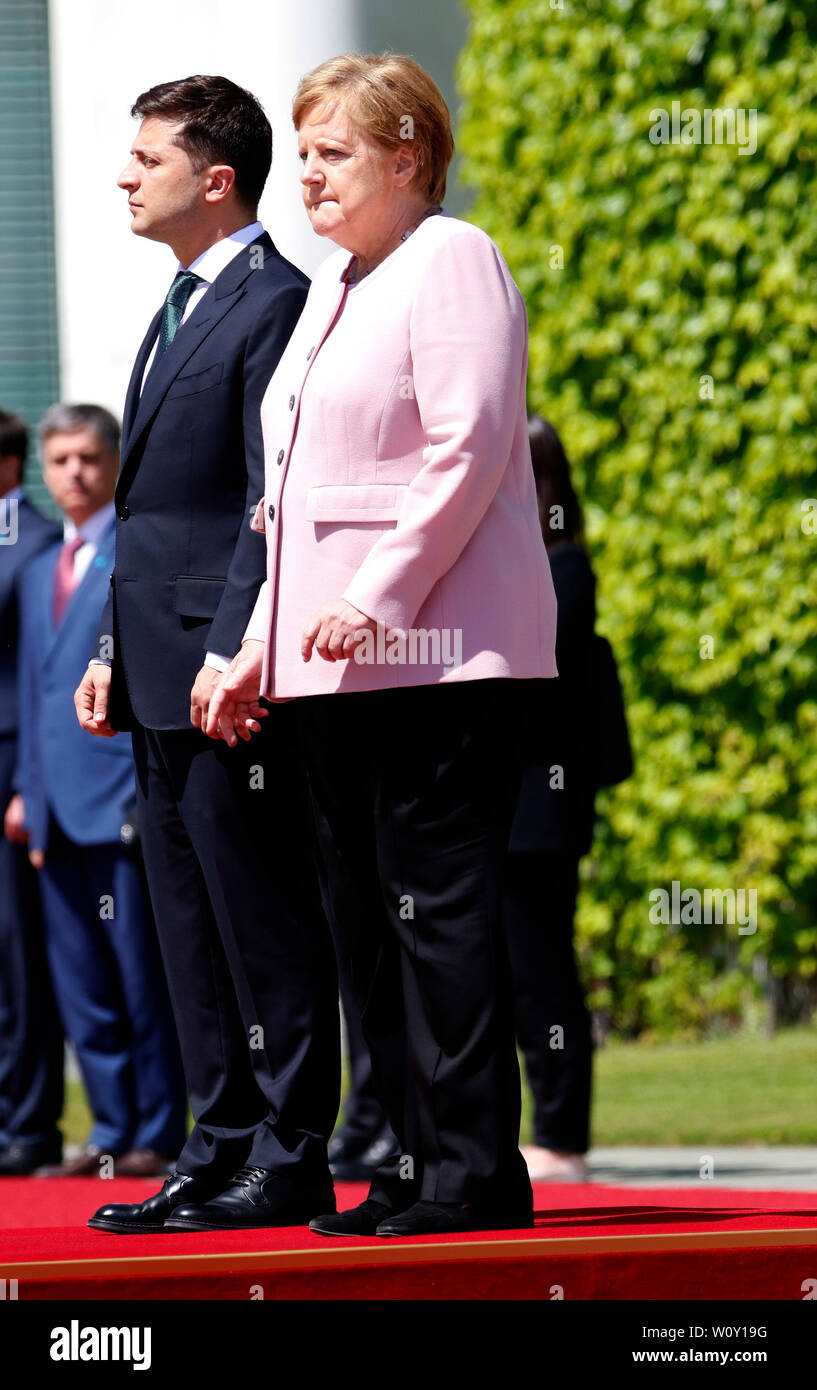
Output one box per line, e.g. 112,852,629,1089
60,1022,817,1151
585,1023,817,1146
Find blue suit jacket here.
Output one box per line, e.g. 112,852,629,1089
16,517,135,851
0,494,61,738
93,232,310,731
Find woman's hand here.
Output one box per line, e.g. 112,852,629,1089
301,599,377,663
205,639,268,745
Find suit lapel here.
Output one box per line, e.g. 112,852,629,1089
37,544,59,658
121,309,162,453
123,290,238,457
117,234,277,496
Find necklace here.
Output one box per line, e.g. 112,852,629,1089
347,203,443,284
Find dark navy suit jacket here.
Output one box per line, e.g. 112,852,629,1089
93,232,310,731
17,517,135,852
0,495,61,740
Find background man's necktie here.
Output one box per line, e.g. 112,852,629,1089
148,270,203,377
53,536,84,626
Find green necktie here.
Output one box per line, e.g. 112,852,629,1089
149,270,203,375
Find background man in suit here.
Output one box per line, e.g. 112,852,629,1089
74,77,339,1233
0,409,64,1175
15,403,187,1177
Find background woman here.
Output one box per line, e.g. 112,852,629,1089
505,414,598,1182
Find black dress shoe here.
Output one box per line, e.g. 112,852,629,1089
376,1199,534,1238
329,1132,399,1182
87,1172,216,1234
0,1140,62,1176
165,1166,336,1231
327,1129,366,1167
309,1199,395,1237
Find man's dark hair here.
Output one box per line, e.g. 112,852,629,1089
0,409,28,476
132,75,272,209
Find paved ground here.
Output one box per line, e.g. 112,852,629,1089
586,1146,817,1190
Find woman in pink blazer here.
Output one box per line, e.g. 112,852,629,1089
209,53,558,1238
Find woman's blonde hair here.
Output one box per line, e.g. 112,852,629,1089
292,53,454,204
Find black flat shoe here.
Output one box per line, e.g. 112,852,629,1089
87,1172,216,1233
309,1199,395,1237
0,1140,62,1176
376,1199,534,1237
164,1165,336,1231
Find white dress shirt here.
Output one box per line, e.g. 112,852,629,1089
64,499,116,586
141,220,264,672
140,220,264,393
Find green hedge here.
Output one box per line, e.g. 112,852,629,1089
457,0,817,1035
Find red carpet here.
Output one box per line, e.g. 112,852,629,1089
1,1177,816,1299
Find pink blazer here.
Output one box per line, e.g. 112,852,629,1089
244,212,558,699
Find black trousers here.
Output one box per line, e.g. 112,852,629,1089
336,950,397,1149
130,708,340,1187
502,851,593,1152
331,849,594,1158
296,678,532,1209
0,734,63,1152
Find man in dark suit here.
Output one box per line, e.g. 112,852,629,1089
16,404,187,1176
75,76,339,1233
0,409,64,1175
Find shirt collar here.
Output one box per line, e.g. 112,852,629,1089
64,499,116,547
180,221,265,284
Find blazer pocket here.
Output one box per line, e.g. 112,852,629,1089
166,362,224,399
172,575,226,618
305,483,408,523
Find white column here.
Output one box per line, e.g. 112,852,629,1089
48,0,359,412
